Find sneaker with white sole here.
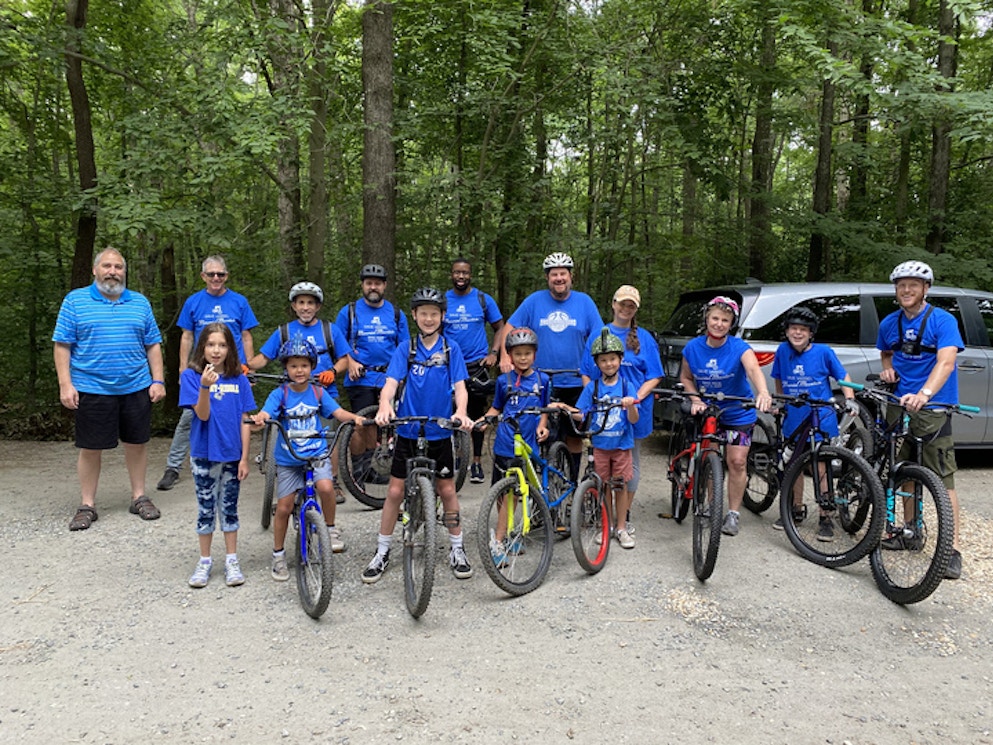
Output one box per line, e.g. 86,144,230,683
490,538,508,568
450,546,473,579
271,552,289,581
225,557,245,587
329,525,345,553
362,550,390,584
816,516,835,542
470,463,485,484
721,511,740,536
616,528,635,549
188,559,212,588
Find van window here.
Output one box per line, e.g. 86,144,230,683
745,295,861,346
974,298,993,346
873,294,968,343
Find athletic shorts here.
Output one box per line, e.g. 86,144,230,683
390,435,456,481
346,385,381,413
554,385,584,438
75,389,152,449
275,457,333,501
593,448,634,483
887,407,957,490
723,424,754,448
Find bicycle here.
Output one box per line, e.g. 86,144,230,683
247,417,340,619
759,392,883,567
842,377,978,604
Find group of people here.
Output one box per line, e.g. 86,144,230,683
53,250,965,588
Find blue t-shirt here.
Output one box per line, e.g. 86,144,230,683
876,304,963,403
260,384,342,466
443,288,503,363
576,377,635,451
386,336,468,441
681,335,758,427
507,290,602,388
180,369,256,463
334,299,410,389
491,370,550,458
178,288,258,363
580,324,663,439
772,342,847,438
53,284,162,396
258,320,351,376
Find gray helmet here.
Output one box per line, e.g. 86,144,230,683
591,328,624,357
505,327,539,351
288,281,323,304
889,260,934,284
360,264,388,281
410,286,446,311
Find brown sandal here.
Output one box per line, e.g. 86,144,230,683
129,495,161,520
69,505,98,531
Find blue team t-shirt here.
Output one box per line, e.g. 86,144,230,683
681,335,758,427
178,288,258,363
507,290,602,388
876,304,963,403
180,369,256,463
258,320,351,376
334,299,410,389
576,377,636,450
772,342,847,438
580,323,663,439
386,336,468,441
443,288,503,363
260,384,342,466
491,370,550,458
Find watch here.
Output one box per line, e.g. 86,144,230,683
920,387,933,398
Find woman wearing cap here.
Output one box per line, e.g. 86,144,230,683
679,296,772,537
580,285,663,547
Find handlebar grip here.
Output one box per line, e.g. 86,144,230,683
960,404,981,414
838,380,863,391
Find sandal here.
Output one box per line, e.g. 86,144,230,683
129,495,161,521
69,505,98,531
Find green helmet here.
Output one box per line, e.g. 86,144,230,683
591,328,624,357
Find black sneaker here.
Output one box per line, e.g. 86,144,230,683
361,550,390,584
816,516,835,542
470,463,485,484
450,546,473,579
945,549,962,580
156,468,179,491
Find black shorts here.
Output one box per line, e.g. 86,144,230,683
346,385,381,413
390,435,456,481
75,389,152,449
554,385,584,438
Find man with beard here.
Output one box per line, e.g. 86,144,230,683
54,248,167,531
156,255,258,491
334,264,410,479
442,257,504,483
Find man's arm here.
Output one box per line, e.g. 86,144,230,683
54,342,78,410
241,329,255,361
178,330,194,373
147,343,166,403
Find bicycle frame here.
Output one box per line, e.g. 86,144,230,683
500,431,576,536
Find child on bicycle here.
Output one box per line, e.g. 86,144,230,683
569,329,640,548
362,287,473,584
771,306,858,541
251,336,364,580
179,322,257,588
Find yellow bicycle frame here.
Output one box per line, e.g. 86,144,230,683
504,433,542,535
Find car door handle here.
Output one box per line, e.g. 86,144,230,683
958,362,986,371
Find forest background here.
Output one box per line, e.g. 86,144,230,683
3,0,993,437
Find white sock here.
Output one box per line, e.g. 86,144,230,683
377,533,393,555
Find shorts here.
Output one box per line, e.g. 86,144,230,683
75,389,152,449
887,407,957,490
553,385,584,439
593,448,634,483
276,457,333,500
390,435,456,481
723,424,754,448
346,385,381,413
491,453,515,485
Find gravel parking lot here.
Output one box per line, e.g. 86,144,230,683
2,435,992,744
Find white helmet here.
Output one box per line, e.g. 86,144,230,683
889,260,934,284
289,281,324,303
542,252,574,272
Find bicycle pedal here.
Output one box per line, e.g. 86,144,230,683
658,511,674,519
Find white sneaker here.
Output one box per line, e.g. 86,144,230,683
616,529,635,549
271,553,289,581
225,557,245,587
329,525,345,553
188,559,212,588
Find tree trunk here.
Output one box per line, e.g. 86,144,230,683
65,0,97,289
361,0,396,285
160,243,181,412
306,0,334,287
925,0,957,255
807,40,837,282
747,17,776,280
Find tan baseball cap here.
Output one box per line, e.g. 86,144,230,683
612,285,641,307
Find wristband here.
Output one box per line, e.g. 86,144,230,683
151,380,165,386
200,384,211,390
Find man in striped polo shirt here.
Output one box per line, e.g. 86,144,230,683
54,248,167,531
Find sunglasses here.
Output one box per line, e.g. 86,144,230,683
204,272,228,278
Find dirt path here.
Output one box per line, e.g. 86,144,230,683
2,436,992,744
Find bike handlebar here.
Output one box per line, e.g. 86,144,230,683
244,417,345,464
839,380,980,415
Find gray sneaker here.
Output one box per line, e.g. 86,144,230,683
225,557,245,587
157,468,180,491
188,559,212,588
271,553,289,581
450,546,473,579
721,511,740,537
816,516,835,542
329,525,345,553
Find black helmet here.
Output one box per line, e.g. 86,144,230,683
782,306,819,334
360,264,388,281
410,286,446,311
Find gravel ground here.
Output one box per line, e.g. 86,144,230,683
2,435,992,744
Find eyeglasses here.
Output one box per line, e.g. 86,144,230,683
204,272,228,278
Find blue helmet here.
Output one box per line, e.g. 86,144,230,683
278,335,318,366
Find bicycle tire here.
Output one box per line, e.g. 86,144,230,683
546,441,573,537
261,425,277,529
453,429,471,491
339,405,393,509
570,477,611,574
403,475,437,618
692,451,723,581
475,477,554,596
743,416,778,514
668,429,692,523
869,464,953,605
837,417,873,462
779,445,883,568
296,506,333,619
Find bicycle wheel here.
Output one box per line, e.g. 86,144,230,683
837,418,873,462
296,506,333,619
743,417,778,514
403,475,438,618
339,405,393,509
546,441,573,536
475,477,554,596
668,429,692,523
692,451,723,581
261,425,277,529
453,429,471,491
571,477,610,574
869,464,953,605
779,445,883,568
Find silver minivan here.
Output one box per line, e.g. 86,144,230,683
655,281,993,447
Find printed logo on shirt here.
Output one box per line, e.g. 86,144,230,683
706,358,719,371
792,364,805,377
212,305,222,315
209,382,240,401
540,310,577,333
904,328,919,341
